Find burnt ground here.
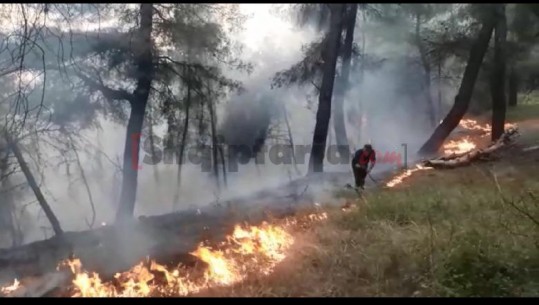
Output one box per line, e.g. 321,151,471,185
0,161,404,295
2,112,534,296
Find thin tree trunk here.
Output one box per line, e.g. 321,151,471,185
0,149,21,247
415,12,436,128
359,7,367,143
282,102,301,175
308,4,345,174
490,4,507,141
164,103,178,152
65,132,97,229
6,135,63,236
116,3,154,222
333,4,357,159
208,90,220,190
418,13,496,156
148,107,159,183
116,102,147,221
218,145,227,189
327,117,333,146
173,79,191,207
437,57,443,122
508,66,518,107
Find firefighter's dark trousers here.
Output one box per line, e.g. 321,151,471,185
353,165,367,189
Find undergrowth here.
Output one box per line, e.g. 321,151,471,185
203,156,539,297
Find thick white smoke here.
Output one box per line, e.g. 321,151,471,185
1,4,443,247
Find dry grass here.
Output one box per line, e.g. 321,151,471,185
200,155,539,297
198,151,539,296
190,108,539,297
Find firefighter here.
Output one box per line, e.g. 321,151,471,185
351,144,376,189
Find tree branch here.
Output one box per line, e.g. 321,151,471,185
74,70,133,103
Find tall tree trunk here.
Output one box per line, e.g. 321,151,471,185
65,132,97,229
308,4,345,174
282,102,301,175
173,77,191,207
415,12,436,128
359,7,367,143
418,13,496,156
437,57,443,122
490,4,507,141
0,149,21,247
6,135,63,236
508,66,518,107
116,102,147,221
208,91,220,190
164,103,178,152
116,3,154,222
148,107,159,183
333,3,357,158
218,145,227,189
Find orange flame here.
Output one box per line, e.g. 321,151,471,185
385,164,433,188
443,137,477,155
458,119,491,133
385,119,517,188
40,214,326,297
0,279,20,295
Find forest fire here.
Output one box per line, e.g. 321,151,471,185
66,224,293,297
442,137,477,155
458,119,516,137
1,213,328,297
0,279,20,294
442,120,517,155
386,119,517,188
458,118,491,133
385,164,433,188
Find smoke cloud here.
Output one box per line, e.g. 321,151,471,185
1,4,446,248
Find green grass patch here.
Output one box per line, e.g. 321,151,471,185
507,103,539,122
328,161,539,296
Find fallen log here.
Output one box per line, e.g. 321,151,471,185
0,194,315,297
424,127,519,169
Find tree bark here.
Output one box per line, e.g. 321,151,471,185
218,145,227,189
508,66,518,107
490,4,507,142
164,102,178,152
208,91,220,191
173,75,192,208
148,108,160,183
116,102,147,221
0,149,21,247
358,7,367,143
6,136,63,236
415,12,436,128
308,4,345,174
116,3,154,222
418,13,496,156
282,102,301,175
333,4,357,159
437,57,443,122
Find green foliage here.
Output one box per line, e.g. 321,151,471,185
438,229,537,297
332,137,539,296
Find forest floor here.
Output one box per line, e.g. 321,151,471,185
194,104,539,297
3,105,539,297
